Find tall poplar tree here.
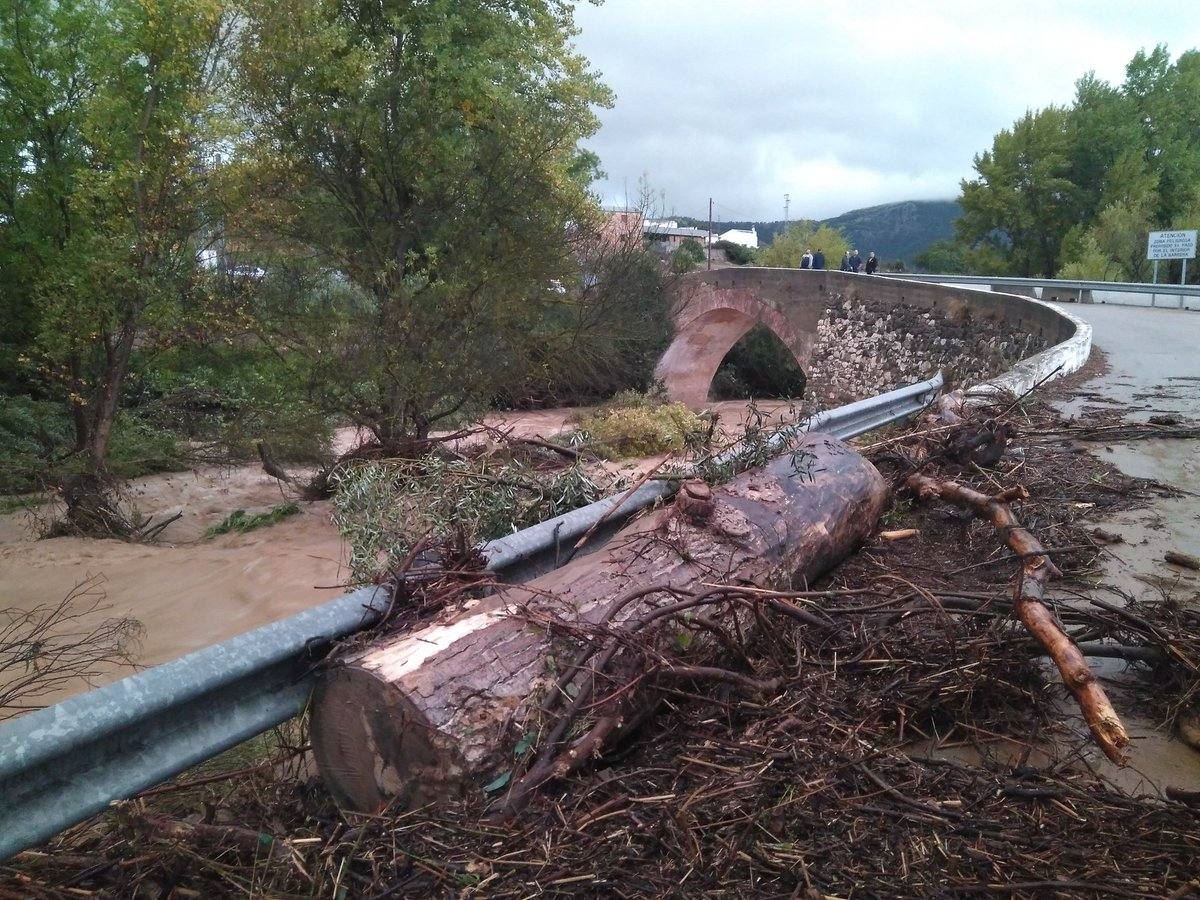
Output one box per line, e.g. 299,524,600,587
235,0,612,449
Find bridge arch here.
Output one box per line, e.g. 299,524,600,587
654,281,815,408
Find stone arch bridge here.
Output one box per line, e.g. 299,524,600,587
654,268,1082,407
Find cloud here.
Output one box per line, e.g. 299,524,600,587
571,0,1200,220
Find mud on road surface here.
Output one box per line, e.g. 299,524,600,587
1051,303,1200,605
1042,302,1200,795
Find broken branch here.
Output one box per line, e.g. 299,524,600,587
904,473,1129,764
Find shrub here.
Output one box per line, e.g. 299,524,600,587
331,456,602,582
106,416,185,480
0,398,182,494
135,346,332,463
204,502,301,538
503,249,674,408
0,397,72,494
714,240,756,265
577,392,708,459
670,238,706,273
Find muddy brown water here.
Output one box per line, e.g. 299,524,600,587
0,401,796,710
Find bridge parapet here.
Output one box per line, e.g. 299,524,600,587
655,268,1086,407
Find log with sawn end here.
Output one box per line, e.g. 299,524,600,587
310,434,889,813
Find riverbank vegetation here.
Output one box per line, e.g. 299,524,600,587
0,0,677,538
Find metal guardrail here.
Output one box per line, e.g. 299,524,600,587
891,272,1200,302
0,372,943,860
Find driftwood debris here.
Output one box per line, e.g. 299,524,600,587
1165,550,1200,571
905,473,1130,764
311,434,889,813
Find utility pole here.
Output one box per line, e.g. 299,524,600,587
784,193,790,228
707,197,713,271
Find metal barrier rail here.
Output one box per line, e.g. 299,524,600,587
0,372,942,860
890,272,1200,302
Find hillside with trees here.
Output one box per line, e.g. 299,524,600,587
677,199,959,265
824,200,960,264
927,45,1200,281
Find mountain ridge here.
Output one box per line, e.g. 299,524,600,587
676,198,961,264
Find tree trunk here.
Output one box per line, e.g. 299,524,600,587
87,321,139,472
68,353,89,454
311,434,889,813
57,322,140,537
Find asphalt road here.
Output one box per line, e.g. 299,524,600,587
1051,300,1198,592
1058,302,1200,424
1047,301,1200,794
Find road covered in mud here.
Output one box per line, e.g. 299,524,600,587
1055,302,1200,592
1044,301,1200,795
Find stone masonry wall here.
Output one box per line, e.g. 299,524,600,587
804,293,1049,408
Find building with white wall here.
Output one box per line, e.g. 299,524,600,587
716,227,758,249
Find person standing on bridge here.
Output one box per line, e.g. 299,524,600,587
840,251,853,271
865,251,878,274
812,248,826,269
849,249,862,272
800,248,813,269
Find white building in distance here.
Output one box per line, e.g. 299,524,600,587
716,227,758,249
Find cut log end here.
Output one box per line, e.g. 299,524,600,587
311,666,470,812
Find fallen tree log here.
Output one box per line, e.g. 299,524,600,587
311,434,888,813
904,473,1130,764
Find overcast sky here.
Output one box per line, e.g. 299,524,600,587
571,1,1200,221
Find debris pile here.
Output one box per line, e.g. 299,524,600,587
5,391,1200,898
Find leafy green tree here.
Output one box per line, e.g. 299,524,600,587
757,222,849,269
234,0,610,450
502,238,674,407
1057,148,1158,281
0,0,233,533
957,107,1080,277
670,237,706,273
1122,46,1200,226
955,45,1200,281
914,239,967,274
1065,72,1140,223
1057,229,1119,281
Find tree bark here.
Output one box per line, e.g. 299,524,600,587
311,434,889,813
87,319,139,472
904,473,1129,764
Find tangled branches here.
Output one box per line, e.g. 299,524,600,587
330,452,603,583
9,567,1198,897
0,578,142,720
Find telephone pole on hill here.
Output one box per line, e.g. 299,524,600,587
784,193,790,228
